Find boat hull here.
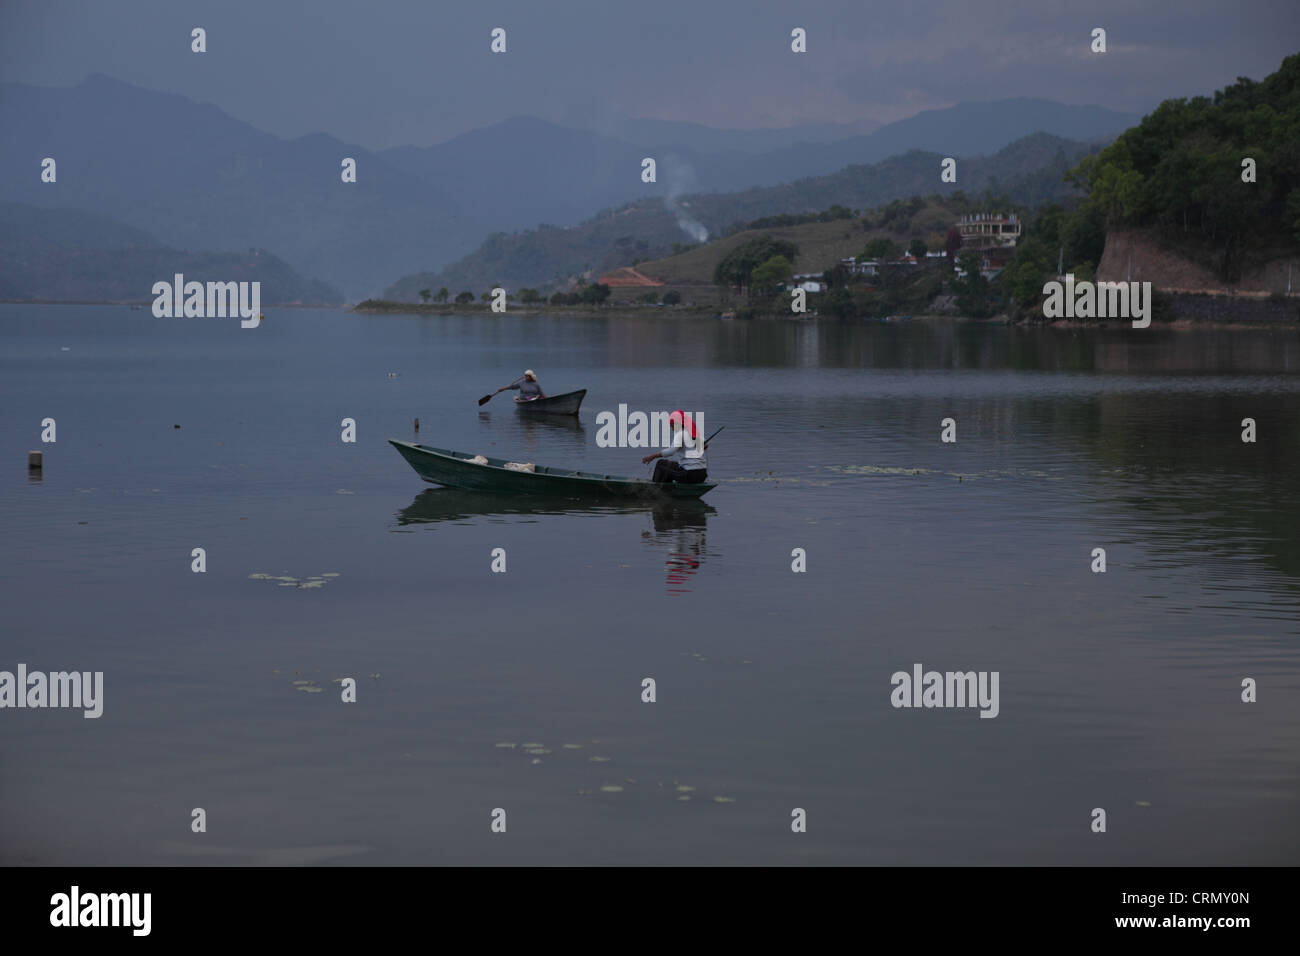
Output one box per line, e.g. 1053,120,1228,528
388,440,715,499
514,388,586,415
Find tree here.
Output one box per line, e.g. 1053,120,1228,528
419,288,431,303
824,285,857,319
1061,202,1105,268
640,291,660,304
454,291,474,304
751,255,793,295
945,227,963,260
435,287,449,303
862,237,899,260
549,292,567,306
580,283,611,306
518,288,542,304
908,238,928,259
713,235,800,293
953,253,993,318
1001,236,1054,310
662,290,681,305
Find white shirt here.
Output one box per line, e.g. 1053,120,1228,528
660,430,707,470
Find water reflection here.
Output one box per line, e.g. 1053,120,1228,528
642,501,714,594
393,490,715,593
393,488,711,527
476,408,589,460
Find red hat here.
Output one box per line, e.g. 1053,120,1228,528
668,410,698,439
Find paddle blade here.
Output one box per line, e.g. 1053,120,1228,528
478,394,493,405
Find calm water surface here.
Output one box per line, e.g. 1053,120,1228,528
2,305,1298,865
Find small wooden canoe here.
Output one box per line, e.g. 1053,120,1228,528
388,440,715,499
514,388,586,415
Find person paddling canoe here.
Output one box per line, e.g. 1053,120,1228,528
501,369,545,402
642,410,708,484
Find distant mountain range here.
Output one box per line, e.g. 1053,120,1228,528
378,99,1135,234
0,74,1137,299
383,132,1101,300
0,202,342,303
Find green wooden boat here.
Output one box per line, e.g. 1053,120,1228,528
388,440,716,499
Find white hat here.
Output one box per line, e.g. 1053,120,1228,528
524,369,536,378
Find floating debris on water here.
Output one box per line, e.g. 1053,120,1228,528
677,795,691,801
296,686,324,694
292,680,316,686
562,743,583,750
368,673,380,679
250,572,340,590
1136,801,1152,807
712,796,735,803
494,742,517,749
336,489,355,495
600,785,623,793
675,785,695,793
828,464,930,477
589,756,611,763
521,742,544,749
530,758,542,765
524,748,551,755
322,573,340,578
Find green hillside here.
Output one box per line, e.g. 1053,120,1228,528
1068,51,1300,282
385,132,1098,300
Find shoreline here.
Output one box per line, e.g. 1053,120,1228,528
3,299,1295,329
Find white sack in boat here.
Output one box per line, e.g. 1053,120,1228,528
503,461,536,473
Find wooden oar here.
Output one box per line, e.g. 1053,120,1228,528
479,376,524,406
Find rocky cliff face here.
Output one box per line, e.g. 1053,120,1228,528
1099,229,1299,295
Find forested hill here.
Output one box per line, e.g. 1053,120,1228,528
1070,51,1300,282
385,132,1100,300
0,202,344,303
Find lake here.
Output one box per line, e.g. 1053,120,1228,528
2,304,1297,865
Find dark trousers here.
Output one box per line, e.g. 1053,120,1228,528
653,460,708,484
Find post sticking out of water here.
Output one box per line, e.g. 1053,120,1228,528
414,417,420,434
28,450,42,475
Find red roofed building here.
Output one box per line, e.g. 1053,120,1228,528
597,267,664,287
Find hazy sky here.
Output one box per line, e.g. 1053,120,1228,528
1,0,1295,148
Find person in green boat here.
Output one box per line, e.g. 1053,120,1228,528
643,410,708,484
503,369,545,401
